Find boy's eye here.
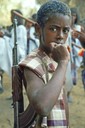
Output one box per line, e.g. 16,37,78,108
49,26,70,34
49,27,57,32
63,28,70,34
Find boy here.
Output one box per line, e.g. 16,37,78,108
19,1,71,127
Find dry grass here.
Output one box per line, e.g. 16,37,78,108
69,68,85,128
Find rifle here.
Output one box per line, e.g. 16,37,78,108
13,11,36,25
12,18,37,128
12,18,24,128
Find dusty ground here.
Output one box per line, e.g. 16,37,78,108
0,68,85,128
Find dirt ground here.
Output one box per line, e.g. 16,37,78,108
0,67,85,128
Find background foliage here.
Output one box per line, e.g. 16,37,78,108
36,0,85,27
0,0,85,27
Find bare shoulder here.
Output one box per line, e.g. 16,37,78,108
23,67,44,97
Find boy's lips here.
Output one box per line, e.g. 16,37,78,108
55,40,64,44
50,41,65,47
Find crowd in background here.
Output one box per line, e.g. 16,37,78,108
0,10,39,93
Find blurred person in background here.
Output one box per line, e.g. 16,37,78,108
10,9,27,64
71,7,84,85
66,7,85,102
25,13,39,54
0,26,11,93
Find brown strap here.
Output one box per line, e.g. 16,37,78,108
19,104,37,128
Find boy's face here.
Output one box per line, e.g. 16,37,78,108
38,14,71,53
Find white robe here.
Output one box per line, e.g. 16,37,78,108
0,36,12,77
28,26,39,54
10,25,27,63
65,32,73,92
65,29,83,92
0,25,27,78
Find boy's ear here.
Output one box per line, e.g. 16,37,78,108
35,23,41,36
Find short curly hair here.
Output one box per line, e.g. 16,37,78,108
37,0,71,27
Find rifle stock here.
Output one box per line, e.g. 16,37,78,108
12,65,24,128
12,65,37,128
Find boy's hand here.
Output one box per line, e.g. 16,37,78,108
50,42,70,63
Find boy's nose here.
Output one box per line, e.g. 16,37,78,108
58,30,64,38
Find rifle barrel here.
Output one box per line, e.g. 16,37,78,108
13,11,36,25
